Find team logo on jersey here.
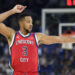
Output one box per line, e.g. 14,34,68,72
28,37,33,39
16,40,34,45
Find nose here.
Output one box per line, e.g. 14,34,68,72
30,23,33,26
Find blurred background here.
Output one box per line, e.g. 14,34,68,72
0,0,75,75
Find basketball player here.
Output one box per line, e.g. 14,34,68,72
0,5,75,75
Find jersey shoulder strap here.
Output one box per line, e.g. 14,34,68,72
9,31,17,48
32,32,39,47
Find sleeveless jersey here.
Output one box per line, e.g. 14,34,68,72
9,31,39,73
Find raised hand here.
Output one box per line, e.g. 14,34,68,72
12,5,27,14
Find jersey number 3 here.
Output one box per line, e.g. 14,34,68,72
22,46,27,56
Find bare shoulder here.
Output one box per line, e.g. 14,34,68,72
35,32,45,36
35,33,46,44
35,32,47,38
35,32,43,39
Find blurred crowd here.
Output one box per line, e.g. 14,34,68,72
0,0,75,75
38,44,75,75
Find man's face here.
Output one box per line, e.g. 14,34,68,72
21,16,33,32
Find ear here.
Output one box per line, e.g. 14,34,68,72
18,20,22,27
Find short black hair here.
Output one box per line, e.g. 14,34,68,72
17,11,31,22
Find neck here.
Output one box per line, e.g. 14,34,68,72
20,28,29,35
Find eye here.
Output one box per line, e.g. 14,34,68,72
28,21,31,23
27,21,30,23
27,20,32,24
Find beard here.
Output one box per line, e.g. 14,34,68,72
24,28,31,33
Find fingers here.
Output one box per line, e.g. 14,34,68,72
17,5,27,10
21,6,27,10
16,4,27,9
24,6,27,8
13,4,27,13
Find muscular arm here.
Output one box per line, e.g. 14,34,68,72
0,5,26,44
0,10,15,22
36,33,75,45
0,9,16,39
0,9,15,41
0,23,15,39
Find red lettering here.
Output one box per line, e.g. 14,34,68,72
67,0,75,6
73,0,75,5
67,0,72,6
